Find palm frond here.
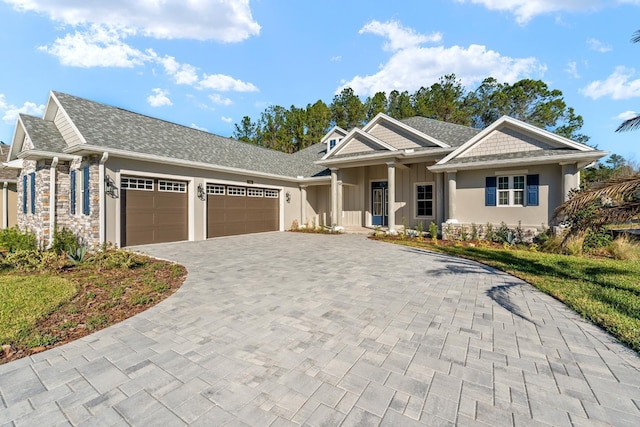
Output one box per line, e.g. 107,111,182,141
553,174,640,227
632,29,640,44
615,114,640,132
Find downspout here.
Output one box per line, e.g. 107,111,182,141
2,181,7,229
48,157,59,249
99,152,108,245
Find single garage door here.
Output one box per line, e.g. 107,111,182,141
207,183,279,238
121,177,188,246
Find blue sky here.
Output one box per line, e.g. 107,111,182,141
0,0,639,162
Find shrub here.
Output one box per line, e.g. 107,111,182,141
290,219,299,231
90,248,147,270
470,223,478,241
429,222,438,244
52,227,80,255
416,222,424,240
0,227,37,253
485,223,495,242
494,222,514,245
583,227,613,251
2,250,64,272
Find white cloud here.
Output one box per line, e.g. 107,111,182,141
147,88,172,107
0,94,45,125
4,0,260,42
221,116,233,123
587,38,612,53
454,0,601,24
199,74,258,92
153,53,199,85
191,123,208,132
38,24,147,67
330,55,342,62
359,20,442,51
341,21,546,96
581,66,640,100
565,61,580,79
209,94,233,106
615,110,638,121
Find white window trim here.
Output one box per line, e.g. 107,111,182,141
121,177,154,191
227,186,246,196
158,179,187,193
497,175,525,207
414,181,435,220
264,189,279,198
206,183,225,195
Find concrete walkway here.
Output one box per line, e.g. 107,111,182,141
1,233,639,426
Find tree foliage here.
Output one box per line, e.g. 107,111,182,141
233,74,590,152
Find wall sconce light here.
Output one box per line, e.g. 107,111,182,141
197,183,206,201
286,191,291,203
104,176,119,198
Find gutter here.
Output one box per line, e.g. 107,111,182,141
2,182,7,228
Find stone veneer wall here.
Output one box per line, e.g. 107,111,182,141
56,156,101,248
17,156,101,248
440,222,541,243
17,159,51,248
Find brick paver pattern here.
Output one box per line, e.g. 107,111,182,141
1,233,639,426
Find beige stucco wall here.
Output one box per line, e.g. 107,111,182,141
104,157,305,246
7,184,17,227
453,164,562,227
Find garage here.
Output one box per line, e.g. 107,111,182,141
120,176,188,246
207,183,279,238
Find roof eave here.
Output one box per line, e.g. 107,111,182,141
428,151,608,173
18,150,78,161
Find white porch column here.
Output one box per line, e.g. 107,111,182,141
387,162,396,232
562,163,577,202
447,171,457,222
2,182,7,229
337,179,343,227
330,168,338,227
300,185,307,225
435,172,444,226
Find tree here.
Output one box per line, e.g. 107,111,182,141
305,100,332,147
387,90,414,120
365,92,388,121
616,30,640,132
233,116,257,144
331,88,366,129
413,74,469,125
256,105,288,151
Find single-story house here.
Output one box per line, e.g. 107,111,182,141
2,91,607,247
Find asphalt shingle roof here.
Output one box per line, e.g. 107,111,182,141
400,117,481,147
19,114,68,153
0,144,17,181
53,91,329,178
440,148,607,166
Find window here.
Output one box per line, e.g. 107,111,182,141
415,184,434,217
70,170,76,214
486,175,538,207
22,175,27,214
264,189,279,198
227,186,246,196
329,139,337,150
247,188,264,197
30,172,36,214
122,177,153,190
158,180,186,193
206,184,225,195
82,166,90,215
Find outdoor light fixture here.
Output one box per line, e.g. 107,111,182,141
286,191,291,203
104,176,119,198
197,183,206,201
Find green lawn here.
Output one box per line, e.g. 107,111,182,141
384,239,640,352
0,275,77,347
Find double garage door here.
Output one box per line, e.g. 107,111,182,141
120,176,280,246
206,183,279,238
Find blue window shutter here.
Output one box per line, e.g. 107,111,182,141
527,174,539,206
485,177,496,206
30,172,36,214
22,175,27,214
70,170,76,215
82,166,90,215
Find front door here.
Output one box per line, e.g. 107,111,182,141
371,181,388,226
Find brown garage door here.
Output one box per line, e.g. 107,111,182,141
121,177,188,246
207,184,279,238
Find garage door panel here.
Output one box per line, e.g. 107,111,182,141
207,186,279,238
122,178,188,246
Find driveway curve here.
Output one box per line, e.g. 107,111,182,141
1,233,639,426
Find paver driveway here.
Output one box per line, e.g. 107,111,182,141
1,233,640,426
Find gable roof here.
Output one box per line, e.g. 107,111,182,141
362,113,449,148
400,117,481,147
430,115,606,171
51,91,328,179
0,144,18,181
19,114,68,153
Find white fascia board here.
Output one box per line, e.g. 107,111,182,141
43,92,58,121
49,92,88,145
64,144,304,183
362,112,449,148
17,150,78,161
3,159,23,169
325,129,397,159
8,118,26,161
428,151,608,173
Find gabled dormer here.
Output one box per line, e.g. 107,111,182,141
321,126,347,154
